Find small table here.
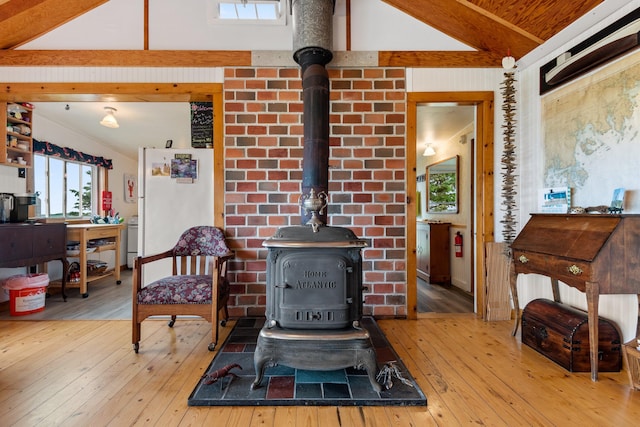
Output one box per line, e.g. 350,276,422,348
66,223,124,297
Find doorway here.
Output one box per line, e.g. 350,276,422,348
406,92,494,320
0,83,225,228
416,103,474,313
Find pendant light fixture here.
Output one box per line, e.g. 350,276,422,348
100,107,119,128
422,144,436,157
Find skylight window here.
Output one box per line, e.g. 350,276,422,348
216,0,284,23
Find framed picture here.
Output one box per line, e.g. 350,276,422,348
124,174,137,203
165,139,173,148
540,187,570,213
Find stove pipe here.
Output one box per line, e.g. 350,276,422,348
292,0,335,227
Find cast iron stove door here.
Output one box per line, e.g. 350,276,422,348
271,249,359,329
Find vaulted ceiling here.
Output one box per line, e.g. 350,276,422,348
0,0,604,67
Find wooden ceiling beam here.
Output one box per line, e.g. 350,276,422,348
0,49,502,68
0,0,108,49
0,50,253,67
379,50,504,68
381,0,543,59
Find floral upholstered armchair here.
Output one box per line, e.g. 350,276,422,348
132,226,233,353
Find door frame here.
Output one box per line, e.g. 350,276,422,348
0,82,225,228
406,91,494,319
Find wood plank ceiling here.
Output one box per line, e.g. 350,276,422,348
0,0,603,68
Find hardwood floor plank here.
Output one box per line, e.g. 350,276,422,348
417,278,473,314
315,407,341,426
378,319,472,425
0,320,92,374
0,321,117,397
0,321,121,424
96,321,212,426
296,406,320,427
334,406,368,427
1,305,639,425
193,405,234,426
249,406,277,426
427,316,640,425
24,324,137,426
191,405,235,426
112,345,211,425
273,406,299,426
146,323,235,426
416,317,551,426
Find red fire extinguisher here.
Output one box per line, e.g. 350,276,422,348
455,232,463,258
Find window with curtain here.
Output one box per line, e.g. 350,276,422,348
32,139,112,219
34,154,98,218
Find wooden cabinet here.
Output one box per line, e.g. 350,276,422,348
0,223,66,267
0,222,68,299
62,223,124,298
1,102,33,168
416,221,451,285
511,214,640,381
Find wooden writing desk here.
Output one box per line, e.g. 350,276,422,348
510,214,640,381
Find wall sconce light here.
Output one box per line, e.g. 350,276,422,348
100,107,119,128
423,144,436,157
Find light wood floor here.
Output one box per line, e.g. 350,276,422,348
0,270,133,320
417,278,473,313
1,272,639,425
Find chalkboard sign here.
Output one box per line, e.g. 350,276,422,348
190,102,213,148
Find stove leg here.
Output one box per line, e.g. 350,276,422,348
362,349,383,393
251,345,269,390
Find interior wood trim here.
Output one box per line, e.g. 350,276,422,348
0,83,217,102
1,82,226,229
346,0,351,52
406,91,494,320
0,50,253,67
378,50,504,67
0,49,505,68
144,0,149,51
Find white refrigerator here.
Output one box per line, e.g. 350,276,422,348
137,147,214,285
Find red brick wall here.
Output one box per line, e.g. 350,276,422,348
224,66,406,319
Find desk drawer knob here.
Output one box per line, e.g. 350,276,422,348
567,264,582,275
518,255,529,264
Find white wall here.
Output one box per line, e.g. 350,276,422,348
19,0,467,53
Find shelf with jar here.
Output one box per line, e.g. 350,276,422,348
1,102,33,168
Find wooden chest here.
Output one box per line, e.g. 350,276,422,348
522,299,622,372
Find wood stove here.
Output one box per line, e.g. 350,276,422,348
251,0,381,392
252,224,381,392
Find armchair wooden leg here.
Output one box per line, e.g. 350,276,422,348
221,304,229,327
168,315,176,327
132,320,141,353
